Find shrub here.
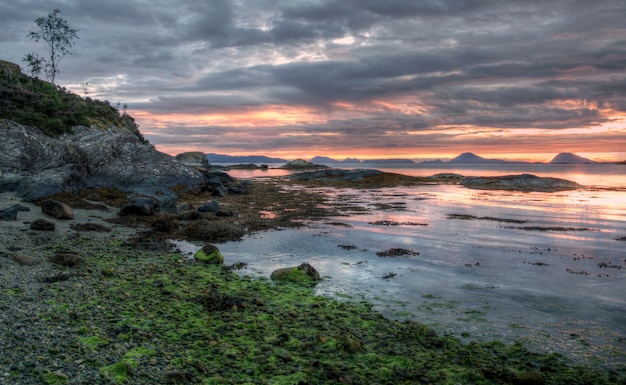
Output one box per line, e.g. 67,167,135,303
0,66,144,140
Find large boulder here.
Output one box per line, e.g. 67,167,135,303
175,152,210,169
0,121,206,201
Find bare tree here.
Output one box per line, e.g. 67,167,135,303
24,9,78,84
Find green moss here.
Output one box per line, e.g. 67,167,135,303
42,371,68,384
100,361,135,384
13,235,622,385
193,244,224,264
77,335,106,350
124,347,155,360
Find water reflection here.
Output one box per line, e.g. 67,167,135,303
210,184,626,366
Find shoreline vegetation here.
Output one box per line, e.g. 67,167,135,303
2,178,625,385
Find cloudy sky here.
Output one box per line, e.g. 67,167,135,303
2,0,626,161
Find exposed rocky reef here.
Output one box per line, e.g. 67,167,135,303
288,168,384,181
287,169,582,192
461,174,581,192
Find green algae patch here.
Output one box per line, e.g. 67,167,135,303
100,361,135,384
42,371,69,384
77,335,107,350
194,243,224,264
19,235,625,384
270,262,321,285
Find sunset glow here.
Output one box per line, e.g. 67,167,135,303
3,1,625,162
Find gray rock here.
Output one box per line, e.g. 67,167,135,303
119,203,154,216
198,201,221,213
228,185,249,195
0,207,18,221
175,151,210,169
11,204,31,212
202,171,236,185
31,218,56,231
130,197,159,211
205,176,225,189
212,186,227,197
41,199,74,219
0,121,206,201
159,199,178,214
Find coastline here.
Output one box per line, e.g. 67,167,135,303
1,181,625,384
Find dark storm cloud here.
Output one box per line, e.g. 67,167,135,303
1,0,625,157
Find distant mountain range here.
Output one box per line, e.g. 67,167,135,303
207,152,603,165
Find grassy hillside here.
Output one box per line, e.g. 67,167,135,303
0,59,143,140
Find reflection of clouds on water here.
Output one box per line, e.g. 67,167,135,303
211,181,626,366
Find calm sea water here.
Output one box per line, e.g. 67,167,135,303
193,163,626,366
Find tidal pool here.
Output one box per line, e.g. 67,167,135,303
176,184,626,366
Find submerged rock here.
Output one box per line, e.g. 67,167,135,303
461,174,581,192
270,263,321,285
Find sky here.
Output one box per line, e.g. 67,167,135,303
1,0,626,162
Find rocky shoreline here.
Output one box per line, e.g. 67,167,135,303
1,181,625,384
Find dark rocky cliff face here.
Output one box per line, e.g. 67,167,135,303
0,120,206,201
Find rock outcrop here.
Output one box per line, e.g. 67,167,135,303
175,151,211,169
0,120,206,201
279,159,329,170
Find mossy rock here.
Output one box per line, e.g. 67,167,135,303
270,262,321,285
194,243,224,265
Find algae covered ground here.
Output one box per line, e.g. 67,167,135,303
2,231,625,385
